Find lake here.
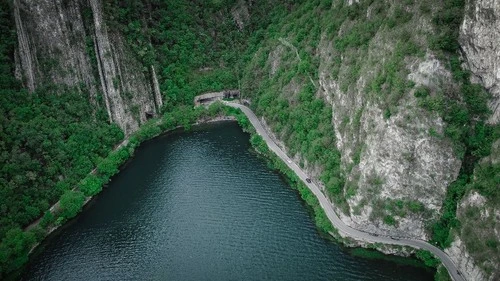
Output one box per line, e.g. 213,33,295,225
21,122,433,281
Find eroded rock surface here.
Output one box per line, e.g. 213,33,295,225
460,0,500,124
14,0,162,135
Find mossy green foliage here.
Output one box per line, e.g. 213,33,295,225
415,250,440,268
434,265,452,281
239,0,434,214
383,215,397,226
457,157,500,275
0,228,36,276
468,160,500,206
2,100,238,276
58,191,86,222
39,212,55,229
0,0,498,278
374,198,430,225
237,0,499,265
0,2,126,277
102,0,292,107
79,175,104,197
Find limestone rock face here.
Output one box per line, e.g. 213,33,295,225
460,0,500,124
257,1,465,242
450,188,500,281
449,139,500,281
315,31,461,240
448,1,500,279
13,0,96,93
13,0,162,135
445,236,486,281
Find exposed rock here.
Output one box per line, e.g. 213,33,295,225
231,0,250,31
446,236,487,281
13,0,162,135
460,0,500,124
151,65,163,109
450,139,500,281
14,0,96,94
450,189,500,281
316,32,461,239
407,55,451,89
268,45,284,77
90,0,158,134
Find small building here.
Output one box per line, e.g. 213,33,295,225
194,90,240,106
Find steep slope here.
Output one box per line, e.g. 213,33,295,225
1,0,498,280
238,0,499,280
460,0,500,124
243,0,457,238
13,0,162,135
445,0,500,279
0,1,126,277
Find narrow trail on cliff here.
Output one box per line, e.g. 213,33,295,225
223,101,466,281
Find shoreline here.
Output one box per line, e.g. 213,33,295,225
23,115,237,257
13,113,433,281
12,103,441,280
223,101,464,281
13,102,449,280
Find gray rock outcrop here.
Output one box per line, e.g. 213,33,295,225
13,0,162,135
460,0,500,124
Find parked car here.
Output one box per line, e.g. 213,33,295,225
306,178,312,183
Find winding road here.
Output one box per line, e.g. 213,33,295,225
224,101,466,281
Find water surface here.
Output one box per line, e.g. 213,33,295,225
21,122,433,281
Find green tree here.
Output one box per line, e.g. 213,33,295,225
58,191,85,220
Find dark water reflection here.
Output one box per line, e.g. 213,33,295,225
21,122,433,281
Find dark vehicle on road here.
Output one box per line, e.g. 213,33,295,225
306,178,312,183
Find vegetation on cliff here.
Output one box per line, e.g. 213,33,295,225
0,2,123,275
0,0,498,279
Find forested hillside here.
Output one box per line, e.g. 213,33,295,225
0,0,280,277
0,1,124,275
235,1,499,279
0,0,498,280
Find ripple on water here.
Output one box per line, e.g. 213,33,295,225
21,122,433,281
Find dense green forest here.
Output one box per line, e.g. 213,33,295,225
0,1,125,275
0,0,499,279
0,0,286,277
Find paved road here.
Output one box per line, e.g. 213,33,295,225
224,101,466,281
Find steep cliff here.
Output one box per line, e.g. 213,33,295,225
446,137,500,281
445,1,500,280
460,0,500,125
2,0,499,279
238,1,499,280
13,0,162,135
243,0,462,239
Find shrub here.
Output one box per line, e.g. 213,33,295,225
416,250,439,268
39,211,55,228
58,191,85,221
79,175,104,197
383,215,397,226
